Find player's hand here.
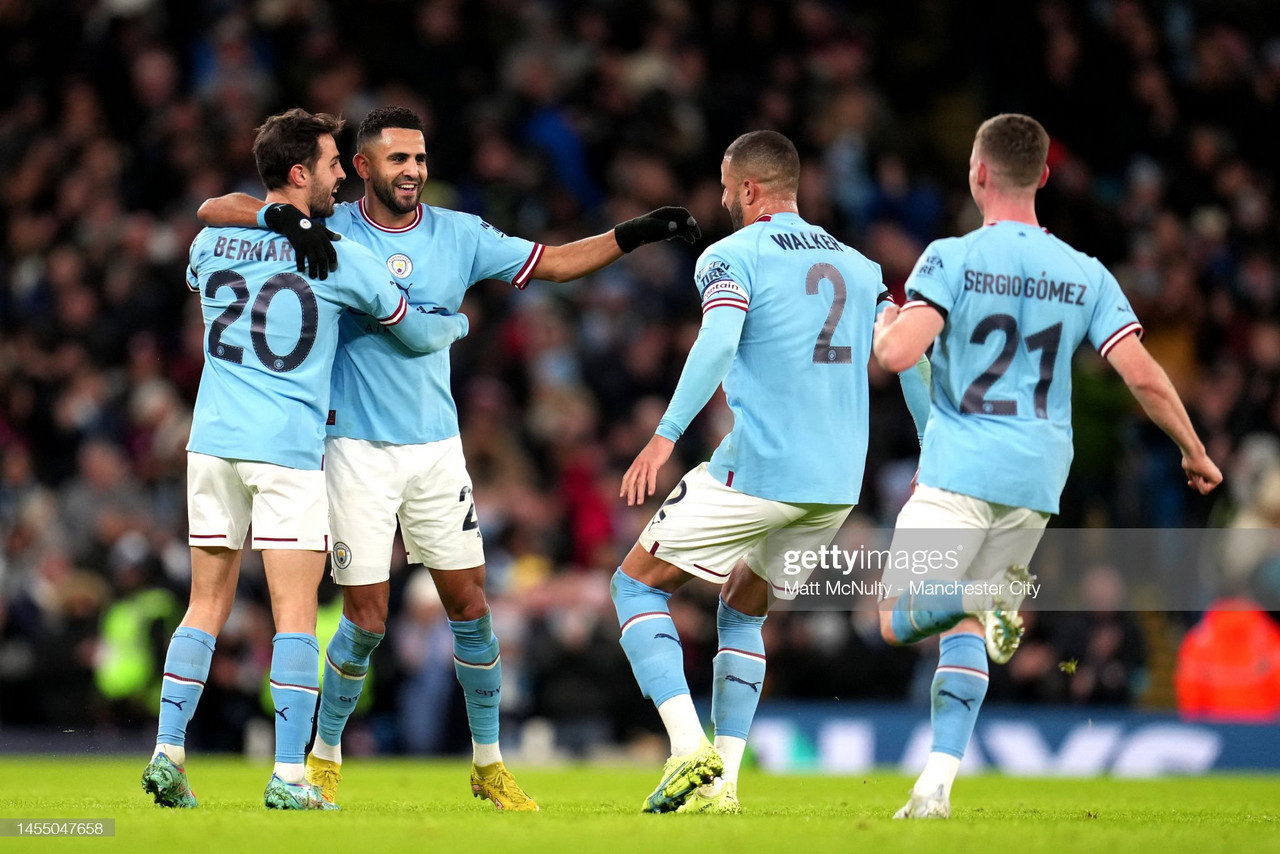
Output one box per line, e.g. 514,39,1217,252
614,207,701,253
262,203,340,279
620,435,676,506
874,301,900,338
1182,452,1223,495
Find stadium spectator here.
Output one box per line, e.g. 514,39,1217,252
1175,599,1280,722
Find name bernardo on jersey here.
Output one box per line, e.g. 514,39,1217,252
210,235,295,263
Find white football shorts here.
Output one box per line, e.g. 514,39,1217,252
325,435,484,585
186,452,330,550
881,484,1049,598
637,462,853,596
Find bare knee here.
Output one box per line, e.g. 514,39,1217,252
618,544,688,594
342,583,390,634
441,590,489,623
722,564,768,617
431,567,490,623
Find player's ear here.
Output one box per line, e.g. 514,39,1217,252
1037,164,1050,189
353,151,372,181
288,162,309,190
742,177,757,206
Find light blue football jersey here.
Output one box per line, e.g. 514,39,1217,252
696,212,888,505
323,200,541,443
905,221,1144,514
185,226,436,469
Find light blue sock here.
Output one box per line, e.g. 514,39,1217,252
931,633,989,759
269,633,320,764
157,626,215,748
610,568,688,706
711,599,766,739
890,589,966,644
317,616,383,748
450,613,501,745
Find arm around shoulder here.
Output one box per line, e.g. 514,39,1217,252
197,193,268,228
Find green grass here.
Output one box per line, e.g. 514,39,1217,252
0,757,1276,853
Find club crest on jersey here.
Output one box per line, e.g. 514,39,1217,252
387,253,413,278
332,541,353,570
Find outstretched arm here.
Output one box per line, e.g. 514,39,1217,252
197,194,337,280
532,207,700,283
1105,334,1222,494
620,305,746,505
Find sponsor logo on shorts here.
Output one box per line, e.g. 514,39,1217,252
387,253,413,278
333,541,353,569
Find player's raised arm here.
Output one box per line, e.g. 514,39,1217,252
198,193,338,280
1103,334,1223,494
620,304,746,506
531,207,700,283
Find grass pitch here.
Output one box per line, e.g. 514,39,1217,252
1,757,1275,853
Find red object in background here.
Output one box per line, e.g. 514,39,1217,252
1175,598,1280,723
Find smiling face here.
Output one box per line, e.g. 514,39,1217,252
304,133,345,218
357,127,427,217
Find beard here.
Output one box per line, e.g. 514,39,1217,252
371,173,421,216
729,195,744,231
308,182,338,218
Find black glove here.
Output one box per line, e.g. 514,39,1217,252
262,203,339,280
614,206,701,253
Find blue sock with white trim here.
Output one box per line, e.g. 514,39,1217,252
450,613,502,748
156,626,215,753
610,568,689,706
930,633,989,759
711,599,766,740
269,633,320,769
316,615,383,752
890,589,966,644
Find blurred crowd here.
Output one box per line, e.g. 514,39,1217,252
3,0,1280,754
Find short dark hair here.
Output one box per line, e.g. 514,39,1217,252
723,130,800,194
975,114,1049,188
357,106,425,150
252,108,345,190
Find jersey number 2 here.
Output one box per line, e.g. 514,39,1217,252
206,270,319,373
961,314,1062,418
806,263,852,364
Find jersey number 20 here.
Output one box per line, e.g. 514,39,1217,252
206,270,319,373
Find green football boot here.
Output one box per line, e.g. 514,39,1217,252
263,775,340,810
642,740,724,813
142,753,198,808
676,779,741,814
